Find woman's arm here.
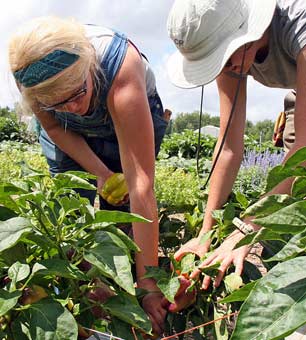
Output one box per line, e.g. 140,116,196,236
192,47,306,290
107,44,158,283
174,72,248,261
35,109,113,184
202,73,247,230
106,43,166,334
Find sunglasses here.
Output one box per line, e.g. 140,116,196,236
40,80,87,112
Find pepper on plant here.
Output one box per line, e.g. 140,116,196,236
100,173,129,205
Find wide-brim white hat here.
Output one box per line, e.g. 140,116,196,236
167,0,277,89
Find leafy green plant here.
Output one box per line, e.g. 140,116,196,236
156,149,306,339
224,148,306,339
0,171,155,339
152,199,262,339
155,164,205,211
159,130,217,160
0,141,48,183
0,116,36,144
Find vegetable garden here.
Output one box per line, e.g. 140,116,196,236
0,125,305,339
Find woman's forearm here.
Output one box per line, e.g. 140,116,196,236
47,127,112,180
129,186,159,286
201,148,243,234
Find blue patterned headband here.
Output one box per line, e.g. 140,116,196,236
13,50,80,88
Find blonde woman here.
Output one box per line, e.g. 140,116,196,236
9,16,168,334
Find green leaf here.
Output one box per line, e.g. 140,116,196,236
0,289,21,316
8,262,30,290
13,299,78,340
180,253,196,274
265,165,306,192
109,317,136,340
143,266,169,281
53,173,96,191
291,176,306,198
84,244,135,295
97,225,140,252
58,196,84,219
198,262,221,277
234,228,285,249
199,230,214,245
0,206,17,221
254,201,306,234
157,277,180,303
32,259,88,280
283,147,306,169
231,256,306,340
223,204,236,225
94,210,151,224
64,170,97,180
0,243,27,266
242,194,297,218
265,230,306,262
0,182,27,197
224,273,243,293
214,305,229,340
219,281,257,303
0,217,32,253
235,192,249,210
95,231,133,260
103,291,152,333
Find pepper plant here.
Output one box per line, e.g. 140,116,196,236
0,171,154,340
155,148,306,339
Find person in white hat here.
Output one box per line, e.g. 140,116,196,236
166,0,306,303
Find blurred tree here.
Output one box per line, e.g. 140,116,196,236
245,119,274,143
0,106,14,118
172,111,220,133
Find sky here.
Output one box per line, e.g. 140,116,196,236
0,0,290,122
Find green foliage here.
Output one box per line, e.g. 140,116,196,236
155,164,204,211
0,110,36,144
0,142,48,183
234,166,267,198
154,148,306,339
245,119,274,143
159,129,217,160
0,172,154,339
169,110,274,144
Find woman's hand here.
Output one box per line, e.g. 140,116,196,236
96,171,113,194
174,236,211,262
98,172,130,206
142,292,168,336
190,230,251,289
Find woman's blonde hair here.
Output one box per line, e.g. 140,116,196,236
8,16,101,111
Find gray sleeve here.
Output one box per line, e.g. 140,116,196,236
279,0,306,58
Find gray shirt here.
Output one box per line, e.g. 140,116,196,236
250,0,306,88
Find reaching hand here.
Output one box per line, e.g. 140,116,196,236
174,236,211,262
190,230,251,289
98,172,130,206
142,292,167,336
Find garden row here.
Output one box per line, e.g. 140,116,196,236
0,129,305,339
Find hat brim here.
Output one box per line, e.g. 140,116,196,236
168,0,276,88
